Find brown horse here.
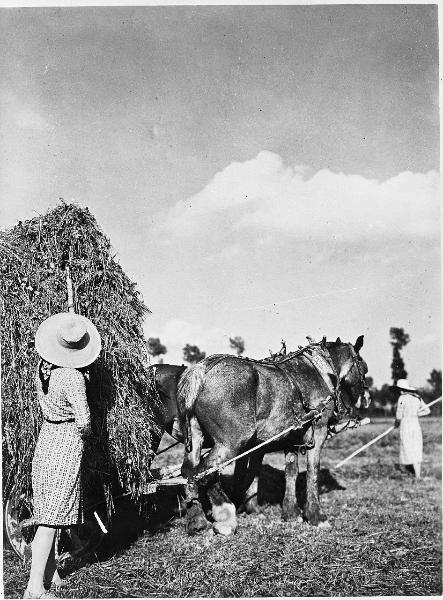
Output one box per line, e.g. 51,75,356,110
148,364,187,444
177,336,370,535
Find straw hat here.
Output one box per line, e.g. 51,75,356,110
35,313,101,368
395,379,416,392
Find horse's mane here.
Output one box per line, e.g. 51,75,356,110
199,342,334,371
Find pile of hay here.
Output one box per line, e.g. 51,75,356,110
1,202,161,513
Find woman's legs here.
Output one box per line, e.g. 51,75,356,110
43,535,65,588
26,526,56,595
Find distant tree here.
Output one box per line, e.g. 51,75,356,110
390,327,410,384
147,337,167,364
418,369,442,415
183,344,206,364
229,336,245,356
365,376,374,389
370,383,398,416
427,369,442,399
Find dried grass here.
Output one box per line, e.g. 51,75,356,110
1,202,160,512
4,418,441,598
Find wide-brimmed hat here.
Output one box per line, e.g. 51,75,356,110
395,378,417,392
35,313,101,368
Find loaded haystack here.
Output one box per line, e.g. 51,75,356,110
1,202,161,515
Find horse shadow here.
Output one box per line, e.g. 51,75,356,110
58,464,345,578
222,464,346,511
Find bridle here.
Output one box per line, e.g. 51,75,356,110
332,345,369,419
301,341,368,421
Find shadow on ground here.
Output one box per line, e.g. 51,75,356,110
232,465,346,511
58,465,345,577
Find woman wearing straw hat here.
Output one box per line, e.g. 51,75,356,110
24,313,101,599
394,378,431,480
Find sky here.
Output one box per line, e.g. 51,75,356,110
0,4,440,388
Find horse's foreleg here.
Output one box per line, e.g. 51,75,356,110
282,450,303,522
304,425,329,527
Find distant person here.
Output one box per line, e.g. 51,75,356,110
394,379,430,479
24,312,101,599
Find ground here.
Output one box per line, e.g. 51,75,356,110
3,417,442,597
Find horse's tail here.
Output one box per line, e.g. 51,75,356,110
177,362,206,453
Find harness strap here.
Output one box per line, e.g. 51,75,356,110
302,349,337,395
194,393,334,481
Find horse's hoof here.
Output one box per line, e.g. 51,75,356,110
212,501,236,523
282,512,303,523
303,511,320,526
244,499,261,515
213,522,236,536
211,501,237,536
186,502,210,535
282,502,303,522
318,520,331,529
186,515,210,535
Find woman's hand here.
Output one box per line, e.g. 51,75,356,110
394,419,400,429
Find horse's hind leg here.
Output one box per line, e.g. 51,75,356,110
234,452,264,514
181,415,204,478
206,480,237,536
197,443,241,535
181,416,210,535
184,479,210,535
282,450,303,522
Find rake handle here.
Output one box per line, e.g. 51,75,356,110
335,396,441,469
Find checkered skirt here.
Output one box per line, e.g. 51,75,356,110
32,421,84,526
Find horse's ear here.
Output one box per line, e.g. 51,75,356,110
306,336,316,344
335,337,341,344
321,336,327,350
354,335,364,353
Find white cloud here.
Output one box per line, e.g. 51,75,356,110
14,107,48,131
0,92,48,132
161,151,440,242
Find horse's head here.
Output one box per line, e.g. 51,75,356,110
326,335,371,414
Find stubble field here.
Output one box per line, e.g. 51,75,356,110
3,417,441,597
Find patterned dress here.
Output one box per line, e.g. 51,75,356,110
396,393,430,465
32,367,91,526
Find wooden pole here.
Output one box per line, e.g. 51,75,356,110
65,265,75,313
335,396,441,469
335,426,394,469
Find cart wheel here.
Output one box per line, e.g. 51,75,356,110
4,493,33,562
4,492,108,567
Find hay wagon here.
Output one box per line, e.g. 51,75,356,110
1,203,162,568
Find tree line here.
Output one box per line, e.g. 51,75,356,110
147,335,245,365
365,327,441,416
147,328,441,416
